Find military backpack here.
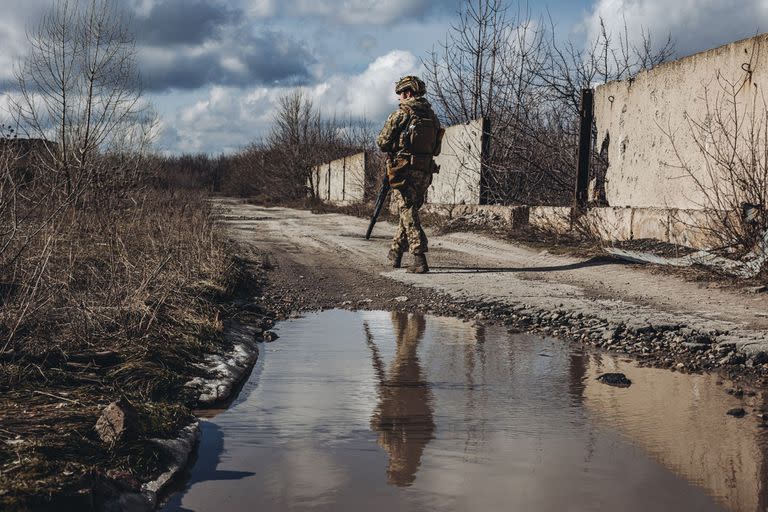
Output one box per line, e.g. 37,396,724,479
400,106,445,159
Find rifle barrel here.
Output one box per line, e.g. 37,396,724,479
365,181,390,239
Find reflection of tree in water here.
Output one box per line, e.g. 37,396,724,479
366,312,435,487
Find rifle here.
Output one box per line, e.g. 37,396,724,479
365,173,391,239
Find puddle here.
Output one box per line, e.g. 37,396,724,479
163,310,768,511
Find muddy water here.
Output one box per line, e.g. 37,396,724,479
164,310,768,512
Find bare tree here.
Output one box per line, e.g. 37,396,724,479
424,1,674,206
265,90,374,200
665,50,768,259
424,0,550,204
520,15,674,205
8,0,144,198
0,126,23,262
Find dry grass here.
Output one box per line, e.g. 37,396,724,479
0,169,262,507
1,189,229,391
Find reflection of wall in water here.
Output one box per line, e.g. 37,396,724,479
582,354,768,511
423,325,592,452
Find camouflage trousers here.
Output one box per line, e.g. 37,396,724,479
391,170,432,255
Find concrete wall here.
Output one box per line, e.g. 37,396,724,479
428,118,486,205
531,206,717,248
310,152,367,204
424,203,718,249
310,119,486,207
594,33,768,209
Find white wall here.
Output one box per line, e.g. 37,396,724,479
594,33,768,209
311,152,367,204
428,118,485,205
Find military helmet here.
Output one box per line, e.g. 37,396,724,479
395,75,426,96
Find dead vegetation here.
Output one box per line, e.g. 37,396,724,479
0,1,270,508
423,0,673,206
665,40,768,261
0,158,263,508
0,170,272,508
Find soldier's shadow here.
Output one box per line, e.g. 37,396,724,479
428,256,621,274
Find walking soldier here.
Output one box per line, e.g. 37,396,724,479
376,75,443,274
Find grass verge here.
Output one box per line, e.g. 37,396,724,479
0,189,266,510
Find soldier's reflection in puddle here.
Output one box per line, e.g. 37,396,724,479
366,312,435,487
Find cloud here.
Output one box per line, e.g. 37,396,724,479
245,0,457,25
138,27,315,91
0,2,49,83
163,50,421,154
134,0,238,45
0,0,315,93
311,50,422,120
584,0,768,59
157,84,283,154
129,0,317,92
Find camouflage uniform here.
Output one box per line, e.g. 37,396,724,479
376,96,440,256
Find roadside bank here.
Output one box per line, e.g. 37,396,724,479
0,250,278,511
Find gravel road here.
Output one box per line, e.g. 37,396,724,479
217,200,768,379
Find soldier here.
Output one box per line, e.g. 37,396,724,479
376,75,442,274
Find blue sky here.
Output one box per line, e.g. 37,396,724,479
1,0,767,154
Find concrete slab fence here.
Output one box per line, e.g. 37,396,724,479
594,33,768,211
310,152,367,204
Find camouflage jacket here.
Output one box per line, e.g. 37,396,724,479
376,97,440,155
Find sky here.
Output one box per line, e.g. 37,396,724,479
1,0,767,155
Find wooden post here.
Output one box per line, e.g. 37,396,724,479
574,88,593,210
479,117,491,205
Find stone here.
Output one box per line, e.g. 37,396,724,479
681,342,709,351
596,373,632,388
691,334,712,345
393,296,409,302
726,407,746,418
263,331,279,342
719,353,747,366
752,351,768,365
95,400,139,446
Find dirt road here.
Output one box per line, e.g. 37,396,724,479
218,200,768,361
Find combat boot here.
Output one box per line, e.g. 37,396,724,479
388,248,404,268
407,254,429,274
